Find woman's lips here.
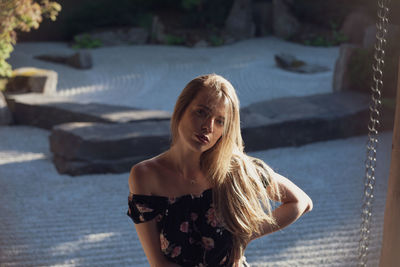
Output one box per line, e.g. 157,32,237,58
196,134,209,144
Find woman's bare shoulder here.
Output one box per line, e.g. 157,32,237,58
128,156,164,195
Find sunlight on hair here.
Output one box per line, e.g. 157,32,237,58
0,151,46,165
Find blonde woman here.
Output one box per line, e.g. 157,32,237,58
127,74,313,267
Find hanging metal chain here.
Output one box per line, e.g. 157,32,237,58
358,0,391,266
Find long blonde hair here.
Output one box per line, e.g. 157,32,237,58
170,74,281,265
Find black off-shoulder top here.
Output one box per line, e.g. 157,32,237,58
127,188,233,267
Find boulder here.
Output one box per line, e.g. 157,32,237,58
363,24,400,49
0,91,13,125
333,44,362,92
272,0,300,39
6,67,57,94
334,25,399,98
340,9,375,45
66,51,93,69
275,53,329,73
225,0,256,40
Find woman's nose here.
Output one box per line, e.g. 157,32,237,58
202,117,214,133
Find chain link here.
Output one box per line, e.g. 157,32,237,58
358,0,391,266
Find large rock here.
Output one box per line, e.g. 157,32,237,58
363,24,400,49
275,53,329,73
0,91,13,125
50,121,171,175
340,9,375,45
333,44,362,92
6,67,57,94
6,93,171,129
272,0,300,39
66,51,93,69
334,24,399,98
225,0,255,40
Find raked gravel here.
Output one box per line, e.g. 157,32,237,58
8,37,338,111
1,37,392,266
0,126,391,267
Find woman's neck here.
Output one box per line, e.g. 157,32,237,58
167,144,202,178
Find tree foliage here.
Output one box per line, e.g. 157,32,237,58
0,0,61,78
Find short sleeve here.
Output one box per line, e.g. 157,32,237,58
127,194,168,224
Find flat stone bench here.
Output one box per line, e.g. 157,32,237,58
5,93,171,129
50,121,171,175
46,91,394,176
240,91,394,151
5,91,394,175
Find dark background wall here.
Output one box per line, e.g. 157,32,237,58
17,0,399,42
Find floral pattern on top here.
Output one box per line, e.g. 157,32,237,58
127,188,233,266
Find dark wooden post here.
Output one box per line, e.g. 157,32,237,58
379,57,400,266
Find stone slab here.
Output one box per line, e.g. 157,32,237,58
50,121,171,161
0,91,13,125
241,91,394,151
6,93,171,129
53,154,147,176
49,91,395,176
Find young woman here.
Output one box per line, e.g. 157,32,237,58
127,74,313,267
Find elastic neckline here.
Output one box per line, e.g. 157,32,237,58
130,187,212,200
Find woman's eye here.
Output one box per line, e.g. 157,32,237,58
196,109,206,116
216,119,224,126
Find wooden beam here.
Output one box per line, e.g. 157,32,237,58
379,57,400,266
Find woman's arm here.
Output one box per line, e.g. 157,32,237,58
250,170,313,241
129,164,181,267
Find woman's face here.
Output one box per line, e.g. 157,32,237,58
177,88,227,153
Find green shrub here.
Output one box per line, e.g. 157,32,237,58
165,34,185,45
181,0,202,10
72,34,102,49
303,22,348,47
208,34,224,46
0,0,61,78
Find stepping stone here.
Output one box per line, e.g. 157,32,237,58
6,67,58,94
6,93,171,129
50,121,171,176
49,91,395,176
274,53,330,73
241,91,394,151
